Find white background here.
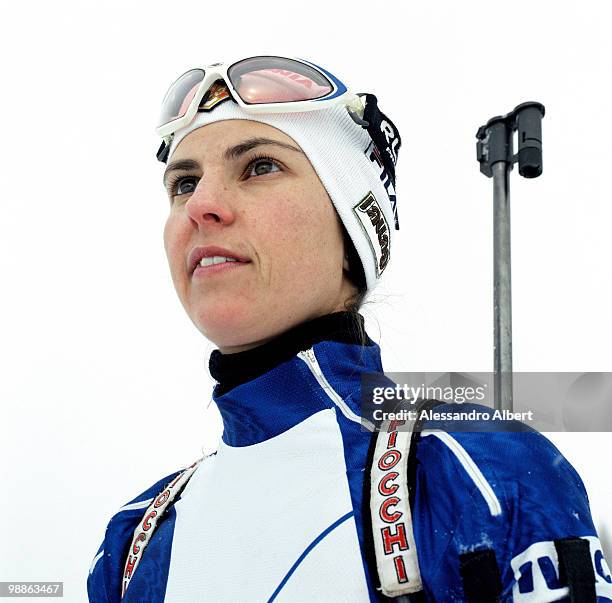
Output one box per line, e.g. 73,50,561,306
1,1,611,600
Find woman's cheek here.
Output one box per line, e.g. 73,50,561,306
162,214,177,257
163,218,187,285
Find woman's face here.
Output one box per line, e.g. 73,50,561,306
163,119,357,353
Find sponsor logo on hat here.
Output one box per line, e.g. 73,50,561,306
365,141,399,231
353,192,390,278
197,80,232,112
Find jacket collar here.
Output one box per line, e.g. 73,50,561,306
208,312,382,446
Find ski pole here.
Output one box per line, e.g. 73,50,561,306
476,102,545,412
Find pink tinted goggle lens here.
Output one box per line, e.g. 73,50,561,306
158,58,334,129
228,56,334,103
228,57,333,104
158,69,205,128
232,68,332,103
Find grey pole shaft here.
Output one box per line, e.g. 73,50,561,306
492,161,514,411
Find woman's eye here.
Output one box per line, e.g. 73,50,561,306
171,176,198,196
247,158,281,178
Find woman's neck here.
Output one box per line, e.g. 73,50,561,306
208,311,372,396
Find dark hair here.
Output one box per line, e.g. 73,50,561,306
340,225,370,348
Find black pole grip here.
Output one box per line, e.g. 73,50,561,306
476,101,545,179
515,102,544,178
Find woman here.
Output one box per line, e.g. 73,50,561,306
88,57,611,602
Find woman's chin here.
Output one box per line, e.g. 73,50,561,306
192,302,262,348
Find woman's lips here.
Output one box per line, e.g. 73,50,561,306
188,245,251,274
192,261,250,278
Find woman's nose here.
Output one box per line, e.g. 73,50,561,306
185,176,235,228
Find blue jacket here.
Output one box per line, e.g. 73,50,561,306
87,312,611,602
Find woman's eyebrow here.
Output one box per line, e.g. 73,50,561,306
163,138,304,189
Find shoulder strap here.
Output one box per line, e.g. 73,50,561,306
368,398,443,599
459,548,503,603
120,458,204,599
555,537,597,603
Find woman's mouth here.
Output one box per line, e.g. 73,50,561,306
192,256,250,278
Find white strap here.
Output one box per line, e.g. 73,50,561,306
370,418,423,597
121,458,203,598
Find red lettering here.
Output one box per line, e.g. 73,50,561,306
381,523,409,555
124,555,137,579
142,510,157,531
132,532,146,555
154,490,170,508
387,430,398,449
168,474,182,488
380,496,403,523
378,449,401,471
378,471,400,496
388,420,406,432
394,555,408,583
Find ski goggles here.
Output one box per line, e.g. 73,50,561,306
154,56,368,159
156,56,364,138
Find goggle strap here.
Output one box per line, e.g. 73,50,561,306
157,140,170,163
361,94,402,230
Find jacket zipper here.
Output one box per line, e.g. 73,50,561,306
297,347,375,432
